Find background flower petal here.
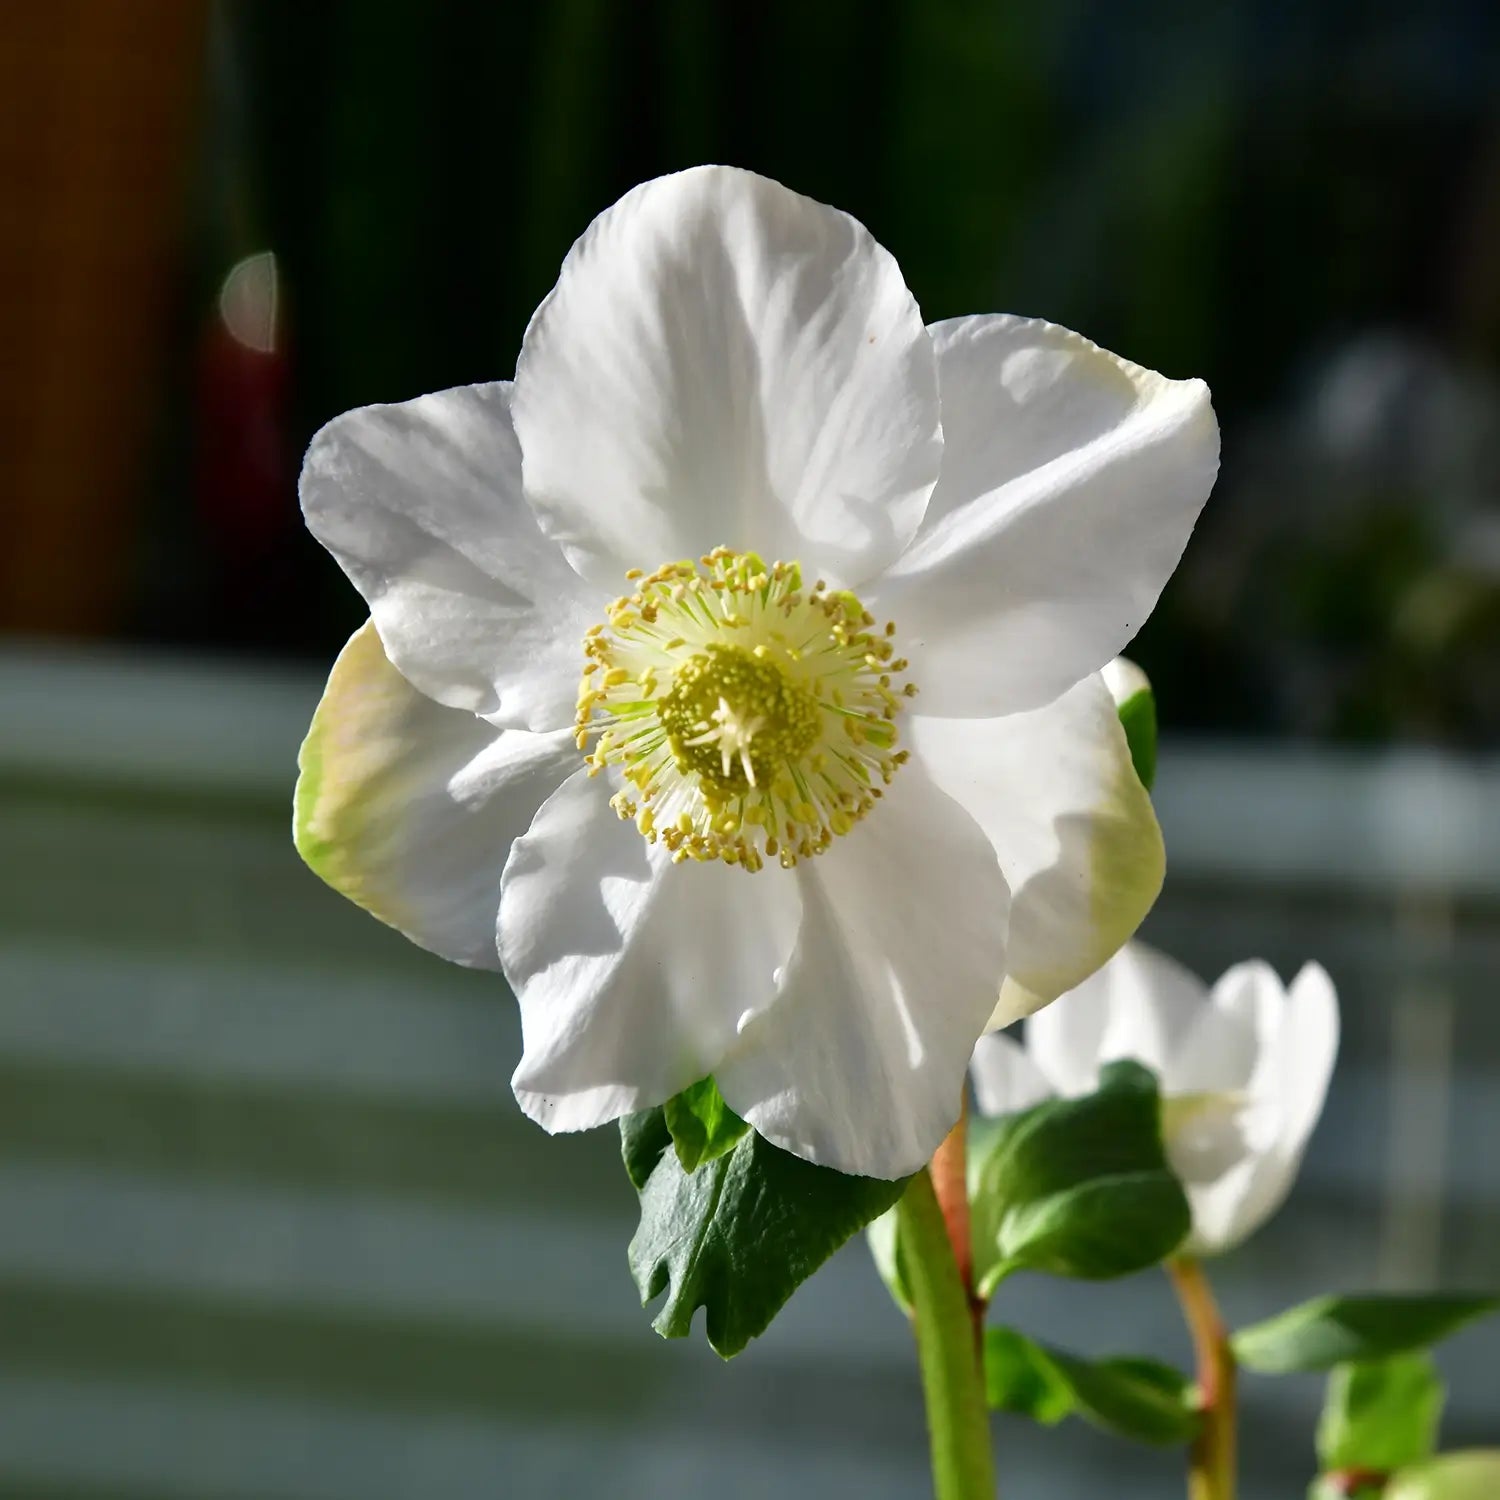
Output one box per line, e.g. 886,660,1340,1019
1091,944,1210,1083
909,676,1164,1032
294,621,576,969
1186,960,1339,1254
500,767,800,1134
513,165,942,588
1165,988,1263,1095
716,764,1009,1179
1184,1154,1267,1254
873,315,1218,717
1170,959,1287,1094
1259,961,1341,1149
970,1031,1055,1116
1023,942,1205,1094
301,381,595,731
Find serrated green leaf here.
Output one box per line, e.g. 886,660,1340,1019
663,1076,749,1172
620,1107,672,1191
984,1326,1199,1445
970,1059,1191,1291
1317,1353,1444,1473
1233,1293,1499,1374
626,1111,907,1358
1388,1452,1500,1500
1116,687,1158,792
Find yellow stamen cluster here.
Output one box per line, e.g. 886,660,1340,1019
575,547,914,871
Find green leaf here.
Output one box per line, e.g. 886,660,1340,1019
969,1059,1191,1292
620,1107,672,1191
1388,1452,1500,1500
624,1110,907,1358
984,1325,1075,1425
1116,686,1158,792
865,1206,912,1316
1317,1353,1444,1473
662,1076,749,1172
1233,1293,1499,1374
984,1326,1199,1446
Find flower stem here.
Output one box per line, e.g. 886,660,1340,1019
1168,1255,1237,1500
897,1165,996,1500
928,1091,986,1346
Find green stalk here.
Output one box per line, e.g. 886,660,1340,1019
897,1168,997,1500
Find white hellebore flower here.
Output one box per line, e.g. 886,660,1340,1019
294,166,1219,1180
971,942,1339,1252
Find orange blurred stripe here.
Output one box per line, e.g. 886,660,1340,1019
0,0,206,634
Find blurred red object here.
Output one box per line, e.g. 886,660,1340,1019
194,251,291,559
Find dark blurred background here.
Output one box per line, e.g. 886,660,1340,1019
7,0,1500,742
2,4,1499,1498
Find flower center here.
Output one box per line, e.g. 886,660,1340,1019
575,547,915,871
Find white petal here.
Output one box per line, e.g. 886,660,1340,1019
1170,960,1285,1094
499,767,800,1133
513,165,942,588
873,315,1218,717
1164,1000,1262,1095
1020,970,1112,1097
1210,960,1287,1047
1184,1155,1269,1255
294,621,576,969
1092,944,1211,1084
970,1032,1054,1116
1025,942,1207,1096
908,675,1164,1030
1187,1130,1318,1256
1260,962,1340,1151
301,382,595,731
1163,1094,1258,1186
1186,962,1339,1254
716,764,1009,1179
1102,655,1151,707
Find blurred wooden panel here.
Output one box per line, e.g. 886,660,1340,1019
0,1,204,634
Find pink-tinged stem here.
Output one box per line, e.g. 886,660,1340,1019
929,1092,986,1346
1168,1255,1238,1500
